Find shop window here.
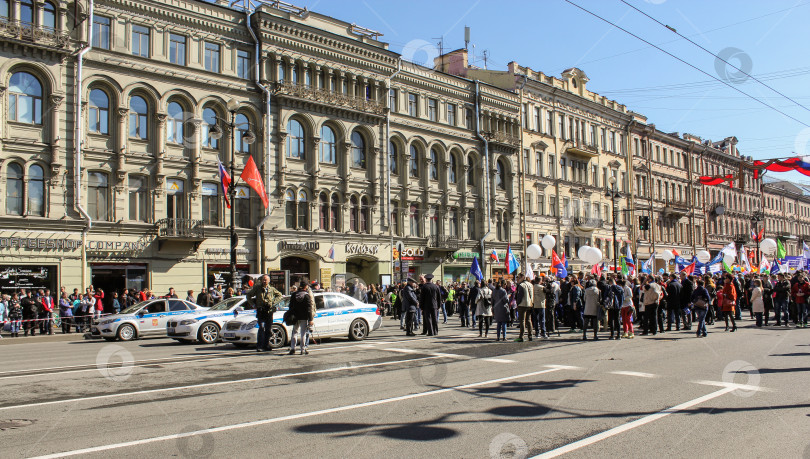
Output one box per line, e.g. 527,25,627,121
351,131,366,169
297,189,308,230
320,125,336,164
88,89,109,135
88,172,109,221
27,164,44,216
9,71,43,125
235,186,251,228
129,95,148,139
287,119,305,159
5,163,23,216
201,183,220,226
129,176,148,222
166,101,185,144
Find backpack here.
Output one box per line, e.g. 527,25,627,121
602,287,614,310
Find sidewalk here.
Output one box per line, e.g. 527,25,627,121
0,331,98,345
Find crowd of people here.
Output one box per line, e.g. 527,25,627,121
1,268,808,341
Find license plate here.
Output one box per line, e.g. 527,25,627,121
223,332,235,338
167,327,175,334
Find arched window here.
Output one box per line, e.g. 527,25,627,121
88,172,109,221
129,95,148,139
202,108,218,149
330,194,340,231
496,159,506,190
19,0,32,23
286,119,305,159
291,64,299,84
0,0,8,19
349,195,359,232
277,61,286,83
166,101,184,144
351,131,366,168
235,113,252,153
449,154,458,183
284,189,295,229
389,142,398,174
27,164,44,216
8,72,42,125
320,125,336,164
467,156,475,185
319,193,328,230
410,145,419,178
297,189,308,230
429,148,439,180
5,163,23,216
42,2,56,28
360,196,369,233
88,89,109,135
409,203,420,237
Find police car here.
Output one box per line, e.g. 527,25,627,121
95,299,208,341
221,292,382,348
166,296,252,344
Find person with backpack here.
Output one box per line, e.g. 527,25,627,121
288,281,316,355
474,280,493,338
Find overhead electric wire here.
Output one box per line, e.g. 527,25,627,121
562,0,810,128
620,0,810,116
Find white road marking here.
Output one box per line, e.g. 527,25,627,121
0,356,444,412
610,371,657,378
531,386,737,458
544,364,583,371
482,358,516,363
382,348,467,359
693,380,770,392
32,365,573,458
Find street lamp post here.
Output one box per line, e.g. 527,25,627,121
208,98,255,290
751,210,764,268
606,176,621,274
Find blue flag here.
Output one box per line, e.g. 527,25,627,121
506,244,520,274
470,256,484,281
707,251,724,266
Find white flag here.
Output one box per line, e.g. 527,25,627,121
721,242,737,257
525,260,535,281
740,248,752,274
759,255,771,274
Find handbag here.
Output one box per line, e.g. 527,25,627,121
694,299,708,309
283,309,296,326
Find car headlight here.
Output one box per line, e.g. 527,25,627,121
241,320,257,330
178,318,198,326
98,319,114,326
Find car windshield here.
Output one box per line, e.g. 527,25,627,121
119,301,151,314
276,297,290,311
209,297,244,311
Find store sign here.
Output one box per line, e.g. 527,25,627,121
87,240,147,251
206,248,250,255
320,268,332,289
0,237,80,250
398,247,424,260
453,250,505,260
346,243,379,255
0,265,57,293
278,241,319,252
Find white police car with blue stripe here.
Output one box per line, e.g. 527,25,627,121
166,296,253,344
96,299,208,341
221,292,382,348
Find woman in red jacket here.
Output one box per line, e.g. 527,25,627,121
721,275,737,332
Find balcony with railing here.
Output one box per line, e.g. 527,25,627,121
573,217,604,232
662,199,690,218
0,18,70,50
156,218,206,250
427,235,460,251
274,83,386,116
566,139,600,158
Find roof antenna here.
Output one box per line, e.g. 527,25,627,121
464,26,470,52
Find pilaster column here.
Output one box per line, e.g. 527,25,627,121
48,94,64,179
190,118,202,191
277,131,287,192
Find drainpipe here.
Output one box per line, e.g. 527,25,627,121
247,9,273,273
474,80,491,275
516,73,527,260
74,0,94,289
386,58,401,279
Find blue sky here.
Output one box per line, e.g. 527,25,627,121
294,0,810,182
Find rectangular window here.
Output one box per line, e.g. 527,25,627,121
236,50,251,79
169,34,186,66
522,104,528,128
534,107,541,132
536,151,543,177
600,128,607,150
132,25,150,58
549,195,557,217
560,158,567,181
408,93,418,117
465,108,473,129
235,188,251,228
619,134,626,155
537,194,545,216
389,89,397,112
204,42,220,73
525,192,532,214
558,116,564,140
546,111,553,136
562,197,570,218
92,15,111,50
568,116,574,141
129,176,148,222
201,184,219,226
428,98,437,122
523,149,531,175
592,165,598,188
548,154,556,179
446,103,456,126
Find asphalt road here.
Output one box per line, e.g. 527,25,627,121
1,316,809,459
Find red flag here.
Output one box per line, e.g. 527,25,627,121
682,261,696,276
218,161,231,209
671,249,680,257
591,262,602,276
239,156,268,209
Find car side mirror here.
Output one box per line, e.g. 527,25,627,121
137,309,146,316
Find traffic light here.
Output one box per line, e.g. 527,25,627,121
639,216,650,231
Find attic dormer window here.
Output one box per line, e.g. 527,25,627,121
572,78,577,88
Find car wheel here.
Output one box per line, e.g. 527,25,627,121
197,322,220,345
349,319,368,341
117,324,136,341
269,324,287,348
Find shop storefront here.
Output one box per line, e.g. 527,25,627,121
90,264,148,294
345,242,383,285
0,233,83,294
393,246,425,283
0,264,59,294
206,264,251,289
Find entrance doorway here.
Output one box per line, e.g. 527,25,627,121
345,256,379,286
90,264,147,297
281,257,310,287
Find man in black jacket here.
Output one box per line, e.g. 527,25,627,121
420,274,441,336
196,289,213,308
401,278,420,336
21,290,38,337
666,274,683,331
680,272,694,330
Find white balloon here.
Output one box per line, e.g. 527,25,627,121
526,244,542,260
661,250,674,262
760,238,777,255
587,247,603,264
723,253,736,266
696,250,711,264
541,234,556,250
577,245,592,262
